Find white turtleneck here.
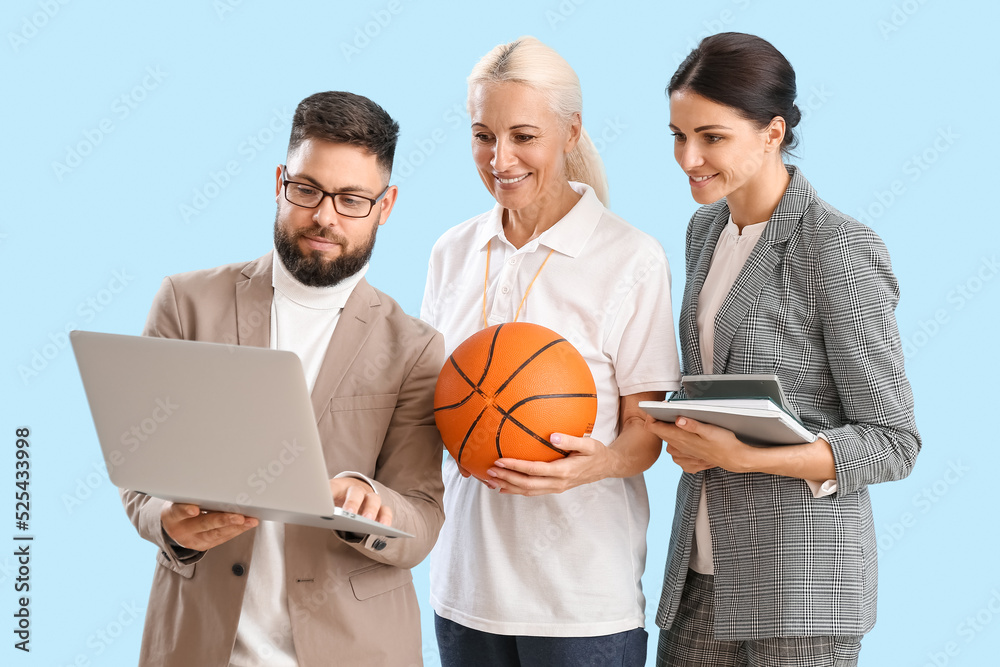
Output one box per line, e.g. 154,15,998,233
229,250,367,667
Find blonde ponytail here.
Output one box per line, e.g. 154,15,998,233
565,127,608,206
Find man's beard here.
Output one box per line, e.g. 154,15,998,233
273,212,379,287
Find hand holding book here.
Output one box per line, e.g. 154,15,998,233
639,374,817,446
641,375,836,483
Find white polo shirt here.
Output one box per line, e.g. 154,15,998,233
421,183,681,636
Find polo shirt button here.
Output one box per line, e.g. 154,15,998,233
232,563,246,576
508,258,517,265
501,286,509,294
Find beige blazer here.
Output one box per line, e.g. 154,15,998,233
120,253,445,666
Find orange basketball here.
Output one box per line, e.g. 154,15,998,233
434,322,597,481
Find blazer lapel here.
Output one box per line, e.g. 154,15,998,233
711,165,815,373
235,253,274,348
680,207,730,376
309,278,381,420
710,239,785,374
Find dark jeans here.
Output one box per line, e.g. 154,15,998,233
435,613,647,667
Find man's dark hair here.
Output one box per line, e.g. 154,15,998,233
287,91,400,178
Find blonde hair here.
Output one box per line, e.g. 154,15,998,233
467,36,609,206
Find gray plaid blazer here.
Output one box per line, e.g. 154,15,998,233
655,165,920,640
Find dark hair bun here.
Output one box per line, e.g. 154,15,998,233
785,103,801,128
668,33,800,153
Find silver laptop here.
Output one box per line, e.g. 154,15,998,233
70,330,411,539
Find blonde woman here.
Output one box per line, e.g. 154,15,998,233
421,36,681,666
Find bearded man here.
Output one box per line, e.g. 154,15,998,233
120,91,445,667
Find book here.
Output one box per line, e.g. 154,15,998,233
639,374,817,446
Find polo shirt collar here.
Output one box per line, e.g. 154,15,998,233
473,182,603,258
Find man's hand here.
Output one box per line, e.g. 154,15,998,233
330,477,393,526
161,502,258,551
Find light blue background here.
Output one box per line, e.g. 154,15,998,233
3,1,997,665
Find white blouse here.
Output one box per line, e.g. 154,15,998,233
689,217,836,575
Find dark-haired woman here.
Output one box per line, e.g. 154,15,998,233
645,32,920,666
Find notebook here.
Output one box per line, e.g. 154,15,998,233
640,374,816,446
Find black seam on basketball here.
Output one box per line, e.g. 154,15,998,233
495,413,506,460
503,393,598,414
448,355,480,393
433,389,477,413
490,404,571,457
506,414,572,456
493,338,567,398
476,323,504,388
457,405,489,464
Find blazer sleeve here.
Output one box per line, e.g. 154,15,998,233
119,277,207,567
336,331,446,569
816,222,921,496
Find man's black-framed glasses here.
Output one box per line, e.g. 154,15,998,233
280,165,388,218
